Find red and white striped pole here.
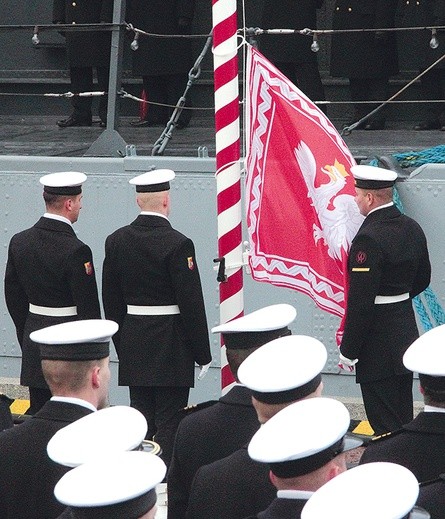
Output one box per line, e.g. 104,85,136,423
211,0,244,391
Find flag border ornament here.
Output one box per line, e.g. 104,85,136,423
245,45,363,320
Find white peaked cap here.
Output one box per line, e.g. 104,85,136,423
237,335,327,402
129,169,175,192
212,304,296,334
39,171,87,194
30,319,118,345
301,462,421,519
248,398,361,478
403,324,445,376
54,451,166,513
47,406,148,467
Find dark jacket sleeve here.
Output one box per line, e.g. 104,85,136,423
102,235,126,353
340,234,383,360
67,245,101,319
4,242,29,346
169,238,211,366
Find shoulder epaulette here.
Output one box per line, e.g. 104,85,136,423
370,428,403,442
181,400,219,415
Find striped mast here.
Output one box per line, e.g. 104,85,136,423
211,0,244,391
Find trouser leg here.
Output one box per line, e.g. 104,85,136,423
129,386,157,440
152,386,190,469
360,373,413,435
70,67,94,119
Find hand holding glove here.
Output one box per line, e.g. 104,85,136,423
339,353,358,367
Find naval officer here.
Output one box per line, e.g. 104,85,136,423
55,451,166,519
186,334,328,519
0,319,116,519
301,462,430,519
102,169,212,468
339,165,431,435
4,171,101,414
168,304,297,519
246,398,362,519
360,324,445,483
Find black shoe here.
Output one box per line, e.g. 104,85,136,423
57,114,92,128
130,118,150,127
99,120,106,128
414,120,441,131
364,120,385,130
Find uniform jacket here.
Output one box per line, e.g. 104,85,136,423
4,217,101,387
245,494,309,519
259,0,323,65
417,477,445,519
186,446,276,519
126,0,195,76
330,0,399,78
340,204,431,384
0,400,93,519
167,385,260,519
396,0,445,70
53,0,113,67
102,214,211,387
360,411,445,482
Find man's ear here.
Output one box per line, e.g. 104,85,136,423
64,198,73,211
91,366,101,389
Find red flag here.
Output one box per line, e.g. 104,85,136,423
245,46,364,333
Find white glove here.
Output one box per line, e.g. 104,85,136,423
198,362,211,381
339,353,358,367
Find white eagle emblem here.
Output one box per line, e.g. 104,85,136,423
294,141,364,262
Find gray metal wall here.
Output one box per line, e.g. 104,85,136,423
1,156,441,404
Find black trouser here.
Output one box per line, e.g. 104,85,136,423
360,373,413,436
142,73,192,127
349,76,390,123
69,66,109,121
129,385,190,468
419,67,445,123
273,61,327,114
26,386,52,415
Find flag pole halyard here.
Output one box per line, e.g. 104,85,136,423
211,0,244,392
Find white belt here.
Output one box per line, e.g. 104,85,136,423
127,304,180,316
29,304,77,317
374,293,409,305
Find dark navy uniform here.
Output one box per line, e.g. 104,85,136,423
360,411,445,482
4,217,101,403
102,213,211,466
330,0,399,127
396,0,445,128
126,0,195,127
259,0,326,111
340,204,431,434
53,0,113,124
0,400,93,519
245,493,309,519
168,385,260,519
417,475,445,519
186,446,276,519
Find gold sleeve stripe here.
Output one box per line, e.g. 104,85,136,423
352,267,370,272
